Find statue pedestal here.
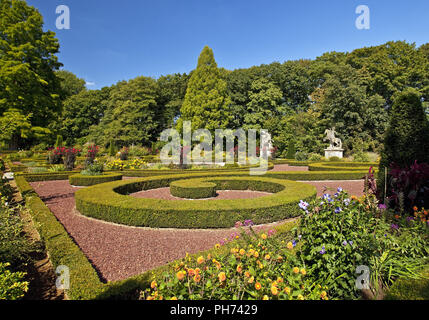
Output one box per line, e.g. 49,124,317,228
325,148,344,159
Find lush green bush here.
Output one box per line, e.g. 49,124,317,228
75,175,316,228
294,190,429,299
294,151,308,161
142,223,327,300
308,153,322,162
285,140,296,159
80,163,104,176
352,151,370,162
170,180,217,199
69,173,122,186
328,156,341,162
0,262,28,300
378,88,429,202
48,164,66,172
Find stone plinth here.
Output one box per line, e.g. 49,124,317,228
324,148,344,159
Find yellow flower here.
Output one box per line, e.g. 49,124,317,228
284,287,291,295
195,268,201,275
170,297,178,300
248,276,254,284
293,267,300,274
193,274,201,283
187,268,195,276
277,277,283,283
218,272,226,282
255,282,262,290
214,244,221,249
176,270,186,281
245,271,251,278
261,233,267,240
197,256,205,264
146,296,155,300
287,242,294,250
239,249,246,255
264,254,271,260
150,280,157,289
321,291,328,299
254,251,259,258
297,294,304,300
271,285,279,296
236,265,243,273
300,268,306,276
263,295,269,300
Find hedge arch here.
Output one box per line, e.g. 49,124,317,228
75,174,317,229
69,173,123,186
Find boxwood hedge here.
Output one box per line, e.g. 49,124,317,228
170,180,217,199
308,162,378,172
75,174,317,228
69,173,123,186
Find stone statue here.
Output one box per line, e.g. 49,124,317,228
324,127,342,150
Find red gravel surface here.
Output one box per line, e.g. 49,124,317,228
29,180,289,282
270,164,309,171
299,180,365,197
131,188,272,200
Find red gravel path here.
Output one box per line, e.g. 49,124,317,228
299,180,365,197
131,188,272,200
29,180,288,282
270,164,309,171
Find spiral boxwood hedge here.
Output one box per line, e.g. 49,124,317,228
69,173,123,186
170,180,217,199
75,174,317,229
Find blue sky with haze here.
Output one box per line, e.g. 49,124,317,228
27,0,429,89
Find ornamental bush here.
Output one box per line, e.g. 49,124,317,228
378,88,429,203
295,189,429,299
142,224,327,300
0,262,28,300
170,180,217,199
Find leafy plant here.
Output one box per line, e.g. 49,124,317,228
0,262,28,300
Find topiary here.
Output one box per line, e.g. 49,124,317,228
55,135,63,148
108,140,116,157
378,88,429,205
285,139,296,159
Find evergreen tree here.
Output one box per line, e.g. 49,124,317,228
286,139,296,159
108,140,116,156
177,46,232,132
55,135,63,148
378,88,429,201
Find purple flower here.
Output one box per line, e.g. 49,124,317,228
406,216,414,222
378,204,387,211
299,200,309,210
342,240,348,246
344,198,350,206
235,221,243,228
292,240,297,247
391,224,399,230
337,187,343,193
335,207,342,213
319,246,326,254
349,240,353,246
244,219,254,227
334,193,339,198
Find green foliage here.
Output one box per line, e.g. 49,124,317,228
294,151,308,161
170,180,217,199
142,227,326,300
178,46,232,132
80,162,104,176
308,153,322,162
285,139,296,159
69,173,122,186
0,262,28,300
378,88,429,201
75,175,316,228
108,140,116,157
55,70,86,100
55,135,63,148
328,156,341,162
0,0,62,148
48,164,65,172
295,191,429,299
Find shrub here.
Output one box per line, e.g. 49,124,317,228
353,151,370,162
48,164,66,172
285,140,296,159
128,146,151,158
119,147,129,161
170,180,217,199
308,153,322,162
27,167,49,174
48,147,64,164
378,88,429,202
55,135,63,148
63,147,80,171
328,156,341,162
295,189,429,299
75,175,317,228
142,224,327,300
85,144,99,166
0,262,28,300
108,140,116,157
80,163,104,176
69,173,123,186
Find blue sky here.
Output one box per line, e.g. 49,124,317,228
27,0,429,89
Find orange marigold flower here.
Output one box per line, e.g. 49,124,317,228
150,280,157,289
197,256,205,264
255,282,262,290
218,272,226,282
284,287,291,295
293,267,300,274
248,276,255,284
321,291,328,299
146,296,155,300
301,269,307,276
261,233,267,240
271,285,279,295
286,242,294,250
277,277,283,283
195,268,201,274
264,254,271,260
245,271,251,278
254,251,259,258
176,270,186,281
236,265,243,273
193,274,201,283
239,249,246,255
214,244,221,249
187,268,195,277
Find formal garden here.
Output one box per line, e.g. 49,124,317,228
1,0,429,302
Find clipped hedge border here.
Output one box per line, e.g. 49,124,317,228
75,174,317,229
15,171,77,182
308,162,378,172
170,180,217,199
69,173,123,186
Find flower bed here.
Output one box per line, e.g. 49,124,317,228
69,173,123,186
75,174,317,228
170,180,217,199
